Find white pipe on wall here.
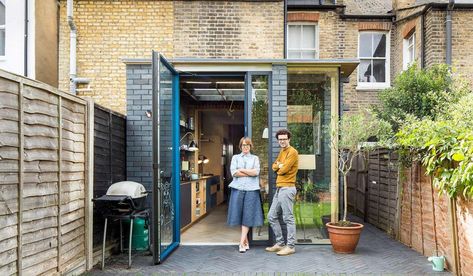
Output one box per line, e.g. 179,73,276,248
67,0,89,94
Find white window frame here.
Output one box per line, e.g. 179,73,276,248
357,31,390,90
403,32,415,70
0,0,5,58
286,22,319,59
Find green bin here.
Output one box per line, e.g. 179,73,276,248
123,218,149,251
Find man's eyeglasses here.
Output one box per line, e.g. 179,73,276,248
278,138,288,141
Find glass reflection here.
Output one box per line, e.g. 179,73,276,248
159,59,175,250
249,74,270,241
287,73,332,243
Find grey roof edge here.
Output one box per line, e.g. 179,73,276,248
122,57,359,65
396,1,473,12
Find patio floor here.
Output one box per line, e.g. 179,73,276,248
88,221,450,275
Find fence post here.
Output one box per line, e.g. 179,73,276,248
85,98,94,270
57,97,63,273
448,197,460,275
17,80,24,276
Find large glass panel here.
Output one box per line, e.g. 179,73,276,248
287,72,332,243
0,3,5,25
373,34,386,57
373,59,386,82
359,33,372,57
288,50,300,59
301,50,316,59
302,25,316,49
249,74,270,241
358,60,371,82
288,25,300,49
158,58,175,252
0,29,4,56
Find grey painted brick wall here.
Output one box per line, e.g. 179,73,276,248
270,64,287,190
126,64,153,194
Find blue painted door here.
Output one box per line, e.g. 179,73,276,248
151,51,180,264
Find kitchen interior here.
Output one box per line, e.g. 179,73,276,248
178,73,245,244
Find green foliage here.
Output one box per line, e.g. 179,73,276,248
397,94,473,199
373,64,469,132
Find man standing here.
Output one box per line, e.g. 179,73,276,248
265,129,298,256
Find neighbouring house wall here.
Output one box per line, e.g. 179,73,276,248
0,69,91,275
59,0,284,114
424,9,446,67
451,9,473,86
58,0,174,114
290,10,392,113
174,0,284,58
35,0,59,87
391,15,422,75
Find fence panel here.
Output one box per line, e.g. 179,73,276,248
0,70,91,275
92,104,126,248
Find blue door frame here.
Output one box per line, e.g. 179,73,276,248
151,51,181,264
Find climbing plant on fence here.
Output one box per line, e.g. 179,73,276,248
381,64,473,199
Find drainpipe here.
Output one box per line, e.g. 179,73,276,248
283,0,287,59
24,0,28,76
446,0,454,66
67,0,89,94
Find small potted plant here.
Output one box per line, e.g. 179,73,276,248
326,111,390,253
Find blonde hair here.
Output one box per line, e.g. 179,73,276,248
239,137,253,150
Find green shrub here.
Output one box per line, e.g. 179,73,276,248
396,92,473,199
373,64,469,132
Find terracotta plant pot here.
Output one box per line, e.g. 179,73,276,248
325,222,364,254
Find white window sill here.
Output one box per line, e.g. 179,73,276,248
356,83,390,91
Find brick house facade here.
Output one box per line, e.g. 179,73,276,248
58,0,284,114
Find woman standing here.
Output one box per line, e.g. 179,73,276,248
227,137,263,253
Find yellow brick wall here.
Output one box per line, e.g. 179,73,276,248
59,1,174,114
174,1,284,58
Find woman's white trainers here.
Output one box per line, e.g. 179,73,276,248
239,244,246,253
244,243,249,250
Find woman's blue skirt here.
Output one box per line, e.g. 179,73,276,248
227,188,264,227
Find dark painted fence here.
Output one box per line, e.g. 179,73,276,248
93,104,126,248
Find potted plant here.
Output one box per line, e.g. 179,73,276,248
326,111,390,253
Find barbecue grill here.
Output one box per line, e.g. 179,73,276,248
92,181,150,269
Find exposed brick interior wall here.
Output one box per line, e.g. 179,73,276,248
173,1,284,59
59,1,174,114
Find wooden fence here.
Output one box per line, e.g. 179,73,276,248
347,149,399,236
92,105,126,248
348,148,473,275
400,163,473,276
0,70,93,275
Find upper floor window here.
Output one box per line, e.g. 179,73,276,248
287,23,318,59
403,32,415,70
0,0,5,56
358,32,390,89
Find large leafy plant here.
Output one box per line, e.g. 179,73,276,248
373,64,469,133
397,94,473,199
